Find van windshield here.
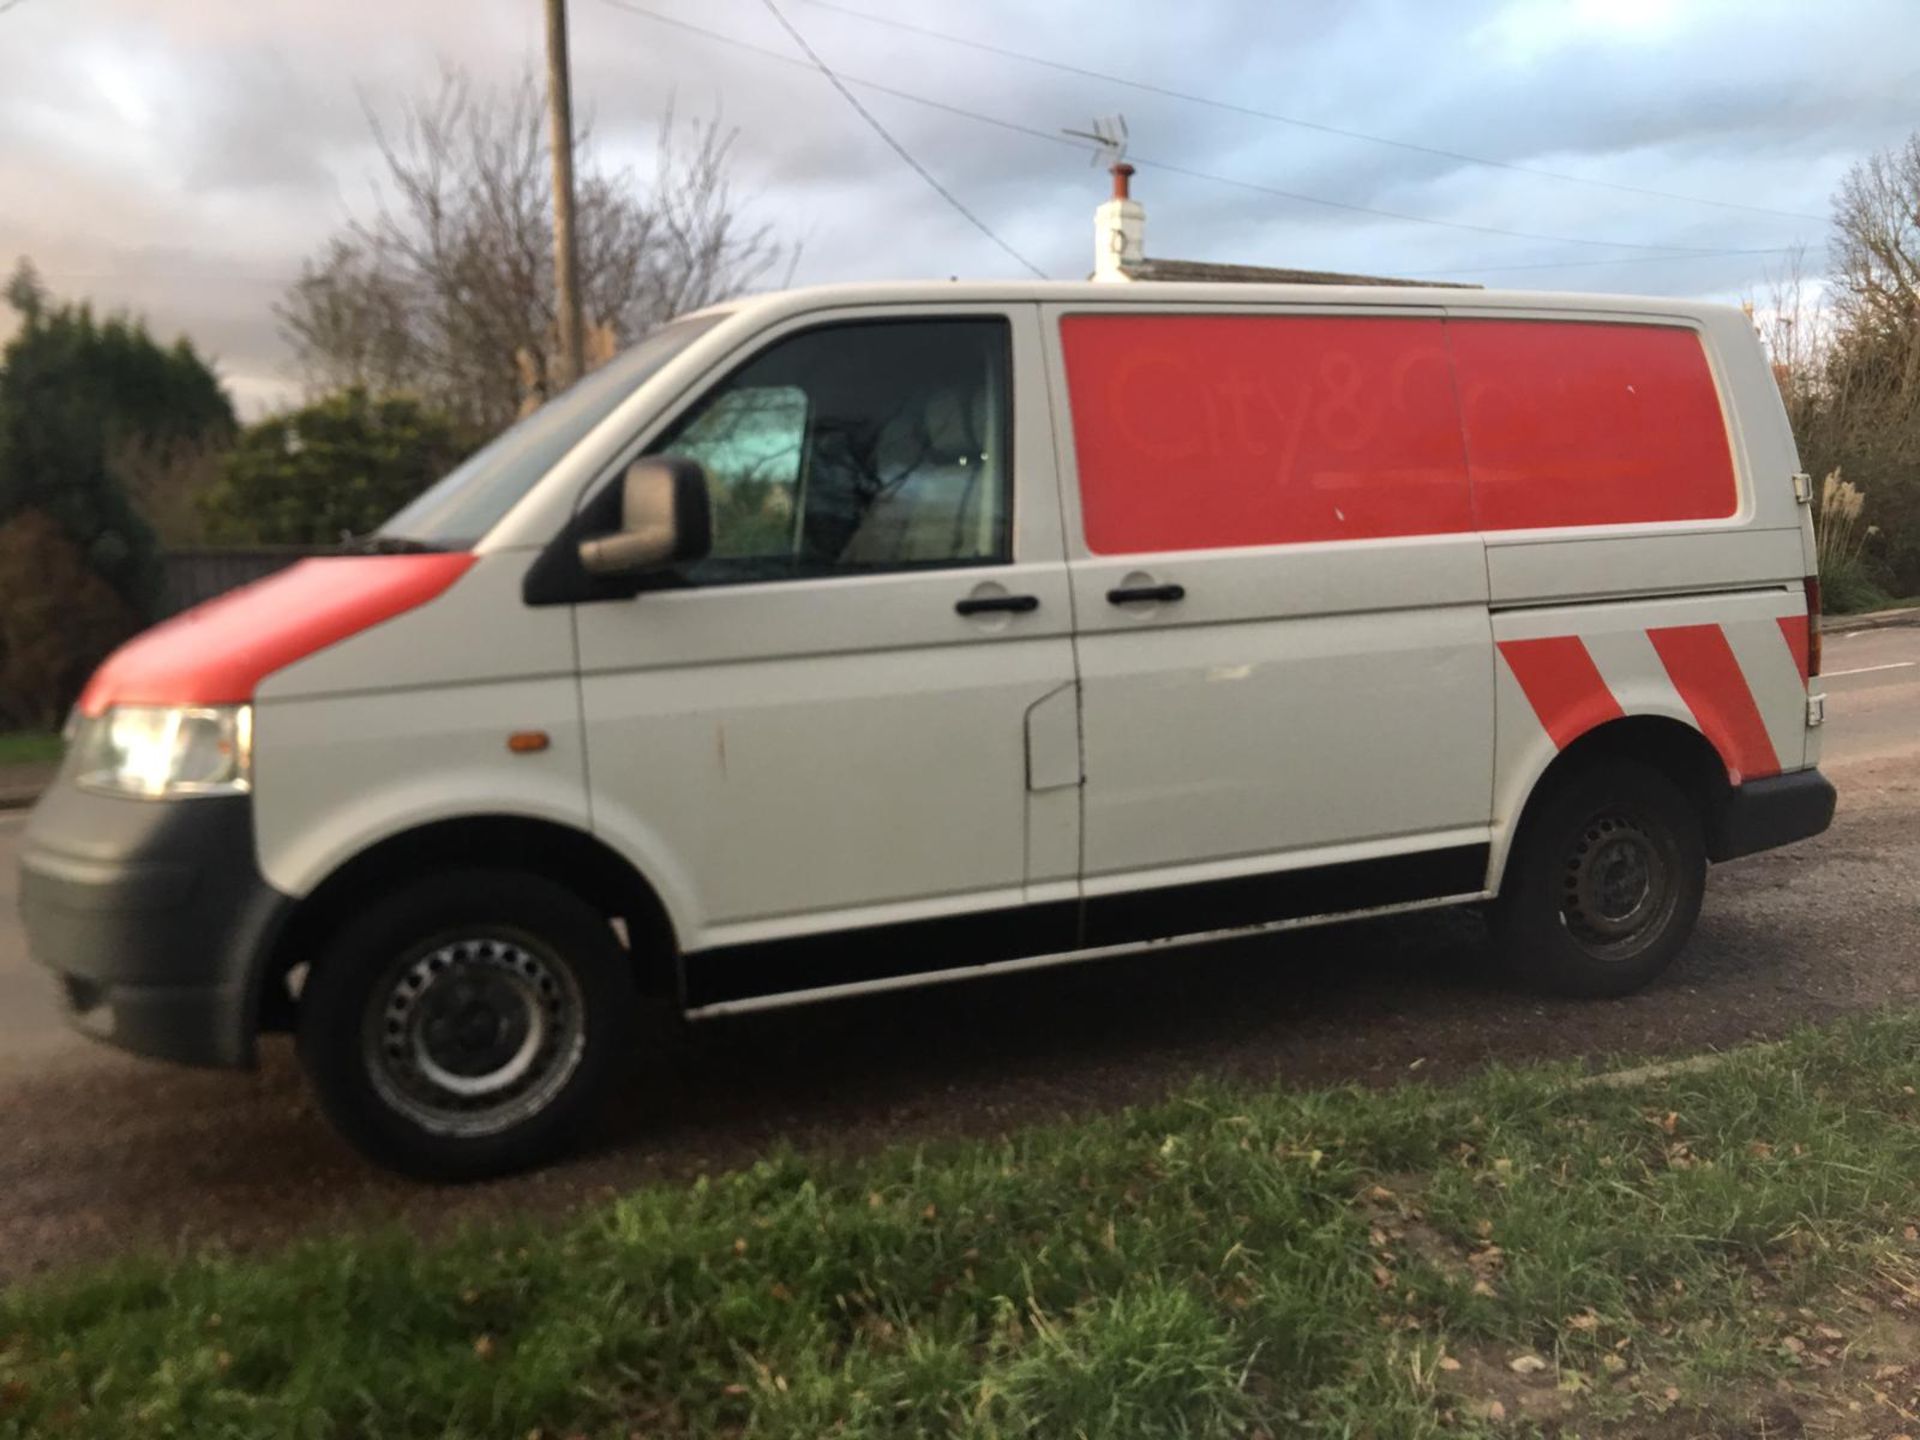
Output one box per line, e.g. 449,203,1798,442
375,312,725,549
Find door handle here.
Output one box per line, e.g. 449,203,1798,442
955,593,1040,616
1106,583,1185,605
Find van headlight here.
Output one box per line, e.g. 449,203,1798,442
72,705,253,798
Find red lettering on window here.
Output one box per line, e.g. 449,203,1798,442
1061,313,1739,553
1061,314,1473,554
1449,319,1735,530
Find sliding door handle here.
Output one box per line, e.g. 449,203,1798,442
955,593,1040,616
1106,583,1185,605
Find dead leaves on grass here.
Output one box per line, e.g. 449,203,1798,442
1343,1160,1920,1434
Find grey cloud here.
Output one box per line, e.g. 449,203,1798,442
0,0,1912,416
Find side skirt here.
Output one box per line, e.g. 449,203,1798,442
681,842,1490,1017
684,891,1489,1020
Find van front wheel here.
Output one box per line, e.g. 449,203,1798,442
297,870,636,1180
1492,760,1706,998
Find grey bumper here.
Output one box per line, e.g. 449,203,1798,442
17,780,288,1068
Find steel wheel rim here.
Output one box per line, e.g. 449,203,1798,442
363,932,585,1139
1559,809,1677,959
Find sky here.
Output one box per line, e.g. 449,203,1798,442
0,0,1914,416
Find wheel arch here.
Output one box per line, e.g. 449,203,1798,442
1491,714,1734,893
253,815,681,1033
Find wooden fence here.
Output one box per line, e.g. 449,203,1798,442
159,547,326,617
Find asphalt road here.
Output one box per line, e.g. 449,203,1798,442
0,625,1915,1280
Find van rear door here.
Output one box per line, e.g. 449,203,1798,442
1448,307,1818,814
1043,303,1496,945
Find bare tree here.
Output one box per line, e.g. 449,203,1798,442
1828,136,1920,497
1752,253,1821,435
280,69,791,434
1831,133,1920,346
1752,134,1920,602
279,237,419,400
109,434,227,547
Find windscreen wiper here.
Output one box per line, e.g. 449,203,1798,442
341,533,449,555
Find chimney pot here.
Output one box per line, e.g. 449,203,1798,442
1094,166,1145,282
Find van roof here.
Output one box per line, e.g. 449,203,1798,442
688,280,1745,328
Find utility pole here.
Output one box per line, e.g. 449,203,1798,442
544,0,586,390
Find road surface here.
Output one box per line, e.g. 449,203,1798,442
0,625,1915,1280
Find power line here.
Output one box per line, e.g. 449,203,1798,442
800,0,1829,227
1120,152,1729,254
755,0,1048,279
36,271,292,284
600,0,1085,152
597,1,1775,258
1410,245,1809,278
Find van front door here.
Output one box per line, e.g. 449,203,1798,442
1043,305,1496,947
575,308,1079,1009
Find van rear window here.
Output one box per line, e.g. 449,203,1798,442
1447,319,1736,531
1060,313,1736,555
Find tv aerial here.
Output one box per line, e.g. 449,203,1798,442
1062,114,1129,168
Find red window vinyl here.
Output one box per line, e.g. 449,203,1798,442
1449,319,1736,531
1060,313,1737,554
1061,314,1473,554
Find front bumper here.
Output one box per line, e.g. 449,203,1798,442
1710,768,1838,863
18,777,288,1068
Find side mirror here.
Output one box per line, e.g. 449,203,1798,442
578,456,713,579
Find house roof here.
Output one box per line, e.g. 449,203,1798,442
1119,257,1481,289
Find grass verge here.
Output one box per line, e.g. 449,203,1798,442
8,1014,1920,1438
0,731,60,767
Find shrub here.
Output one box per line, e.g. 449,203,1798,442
0,509,141,729
0,284,234,617
201,390,473,545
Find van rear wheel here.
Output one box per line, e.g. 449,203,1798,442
1491,759,1706,998
297,869,636,1180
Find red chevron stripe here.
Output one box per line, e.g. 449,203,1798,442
1776,615,1810,686
1649,624,1781,782
1498,636,1623,750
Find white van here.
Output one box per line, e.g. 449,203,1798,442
21,281,1834,1177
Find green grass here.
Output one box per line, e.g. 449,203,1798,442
9,1014,1920,1437
0,731,61,767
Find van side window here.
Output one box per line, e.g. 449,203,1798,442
1447,320,1736,530
1059,313,1472,555
657,318,1013,582
668,386,810,557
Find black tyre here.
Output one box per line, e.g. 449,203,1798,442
297,869,636,1180
1491,759,1706,998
